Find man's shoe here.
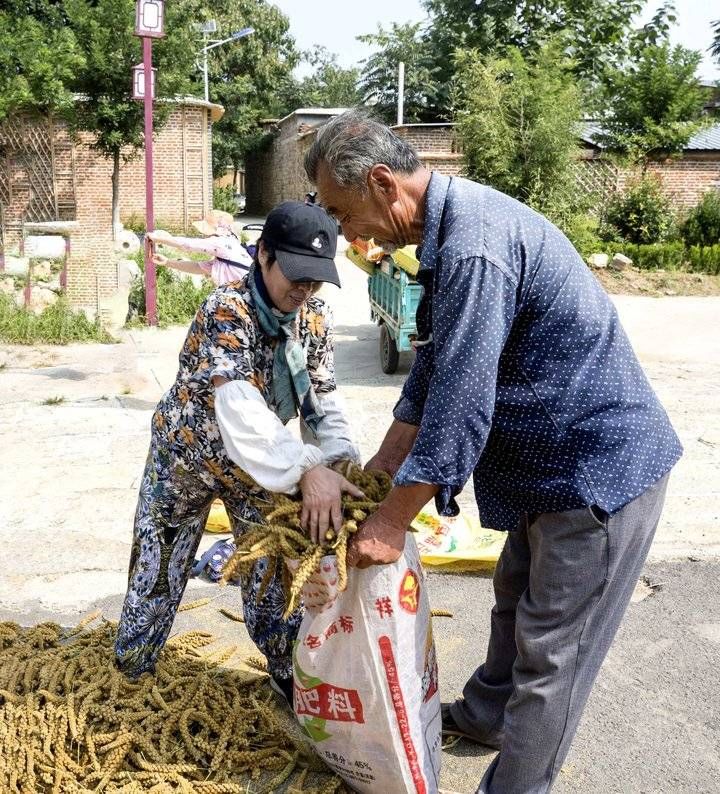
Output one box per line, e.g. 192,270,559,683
269,675,294,707
441,702,503,750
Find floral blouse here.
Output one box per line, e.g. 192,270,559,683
153,275,336,470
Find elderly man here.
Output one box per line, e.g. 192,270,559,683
304,111,682,794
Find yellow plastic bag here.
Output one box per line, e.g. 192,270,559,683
412,506,507,572
205,500,231,533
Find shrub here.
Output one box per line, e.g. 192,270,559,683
0,294,115,344
681,191,720,247
453,41,583,221
616,242,685,270
604,177,677,244
128,251,213,326
687,244,720,276
562,215,605,260
213,185,237,215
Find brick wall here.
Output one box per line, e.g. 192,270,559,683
0,102,219,314
117,105,211,231
246,116,720,216
246,118,466,213
618,155,720,208
246,117,319,214
392,124,461,154
66,132,115,313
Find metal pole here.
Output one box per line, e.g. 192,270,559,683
203,48,209,102
397,61,405,126
143,35,157,326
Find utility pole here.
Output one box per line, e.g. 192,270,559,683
397,61,405,126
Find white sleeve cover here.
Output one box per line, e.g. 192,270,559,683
215,379,323,493
301,390,362,465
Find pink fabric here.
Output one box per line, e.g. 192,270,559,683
197,259,249,286
166,234,252,286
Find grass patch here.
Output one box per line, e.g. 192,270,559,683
127,251,213,327
0,294,115,345
42,395,65,406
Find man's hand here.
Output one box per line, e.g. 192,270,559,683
364,452,401,477
364,420,419,477
347,510,406,569
300,465,364,544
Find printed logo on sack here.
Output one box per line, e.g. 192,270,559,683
295,682,365,725
398,568,420,614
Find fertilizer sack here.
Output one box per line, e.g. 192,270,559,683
291,534,441,794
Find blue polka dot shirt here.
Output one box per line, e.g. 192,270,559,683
393,173,683,532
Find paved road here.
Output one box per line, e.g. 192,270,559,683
1,248,719,792
1,559,717,793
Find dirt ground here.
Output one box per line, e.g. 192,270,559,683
594,266,720,297
0,254,719,614
1,251,719,792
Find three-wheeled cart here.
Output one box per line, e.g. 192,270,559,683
346,243,423,374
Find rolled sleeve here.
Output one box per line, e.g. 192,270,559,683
394,256,516,514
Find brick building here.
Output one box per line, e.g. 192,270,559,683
246,109,720,215
245,109,348,214
580,123,720,208
0,97,223,314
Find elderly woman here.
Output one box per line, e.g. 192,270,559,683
115,201,362,701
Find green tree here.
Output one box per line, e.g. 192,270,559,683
711,18,720,62
357,22,441,123
597,42,706,165
277,46,360,111
0,1,83,120
62,0,199,235
422,0,677,116
205,1,298,179
453,42,582,222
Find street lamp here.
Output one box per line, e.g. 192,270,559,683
131,63,156,100
135,0,165,37
133,0,165,326
197,25,255,102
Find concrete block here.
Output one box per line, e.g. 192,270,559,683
26,286,59,314
4,256,30,276
587,253,609,269
25,235,66,259
611,253,633,271
117,258,141,289
114,229,141,256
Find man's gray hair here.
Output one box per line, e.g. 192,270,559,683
304,109,422,189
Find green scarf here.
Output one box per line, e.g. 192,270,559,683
249,266,325,435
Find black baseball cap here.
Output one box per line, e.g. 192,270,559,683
261,200,340,287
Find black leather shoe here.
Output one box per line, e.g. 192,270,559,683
441,702,503,750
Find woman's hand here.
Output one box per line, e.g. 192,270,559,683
151,252,168,268
299,465,365,544
147,229,172,243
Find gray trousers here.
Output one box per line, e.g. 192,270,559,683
451,474,670,794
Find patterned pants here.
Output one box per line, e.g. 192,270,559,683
114,435,303,679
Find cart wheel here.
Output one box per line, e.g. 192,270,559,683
380,323,400,374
